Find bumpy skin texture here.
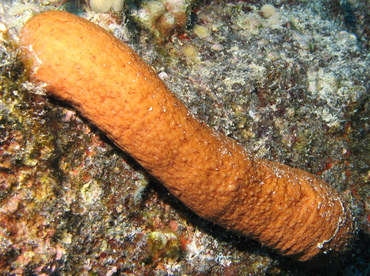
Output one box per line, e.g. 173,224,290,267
19,11,354,261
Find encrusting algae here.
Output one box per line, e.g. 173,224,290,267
19,10,355,262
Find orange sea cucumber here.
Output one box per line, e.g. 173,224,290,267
19,10,354,261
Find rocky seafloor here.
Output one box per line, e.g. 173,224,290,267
0,0,369,275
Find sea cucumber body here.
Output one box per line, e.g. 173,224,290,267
20,11,354,261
